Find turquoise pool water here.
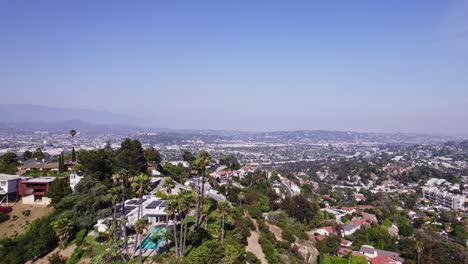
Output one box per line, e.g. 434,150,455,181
140,226,167,250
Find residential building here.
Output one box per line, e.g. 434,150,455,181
0,174,20,195
70,172,83,191
18,177,55,205
0,174,20,205
422,187,467,210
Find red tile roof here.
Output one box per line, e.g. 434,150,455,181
369,256,397,264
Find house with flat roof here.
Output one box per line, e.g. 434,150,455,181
18,177,55,205
0,174,21,205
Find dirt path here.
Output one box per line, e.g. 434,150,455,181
0,200,53,239
245,214,268,264
266,223,283,242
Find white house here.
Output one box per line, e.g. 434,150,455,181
0,174,20,195
0,174,20,205
70,172,83,191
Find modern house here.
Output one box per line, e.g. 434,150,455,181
0,174,21,205
18,177,55,205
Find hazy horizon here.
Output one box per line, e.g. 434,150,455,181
1,1,468,134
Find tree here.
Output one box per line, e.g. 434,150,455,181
134,218,149,264
219,154,240,170
0,152,19,174
33,148,46,160
52,218,74,249
77,149,114,187
181,150,196,164
47,178,72,205
131,173,152,258
23,150,33,160
192,150,211,229
115,139,147,177
58,152,65,173
71,147,76,162
144,147,162,165
69,129,77,138
324,234,341,255
115,169,129,253
107,187,121,245
218,201,230,242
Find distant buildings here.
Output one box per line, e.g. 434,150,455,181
422,187,467,211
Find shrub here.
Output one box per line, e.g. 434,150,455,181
48,252,67,264
21,210,31,216
0,212,8,223
282,228,295,243
74,229,87,246
246,252,260,264
66,247,84,264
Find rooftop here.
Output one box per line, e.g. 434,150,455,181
0,174,20,181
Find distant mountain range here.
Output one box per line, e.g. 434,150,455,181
0,104,466,143
0,104,138,125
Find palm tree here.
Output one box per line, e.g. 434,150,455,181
167,197,180,256
52,218,74,249
131,173,152,258
238,191,245,206
115,169,129,252
192,150,211,229
163,178,176,195
179,191,195,255
134,218,149,264
218,201,230,242
108,187,121,245
69,129,77,162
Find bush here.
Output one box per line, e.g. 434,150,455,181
246,251,260,264
282,228,295,243
74,229,87,246
0,212,8,223
259,236,278,263
21,210,31,216
48,252,67,264
244,205,262,219
66,247,84,264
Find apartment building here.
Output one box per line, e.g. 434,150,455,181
422,187,467,211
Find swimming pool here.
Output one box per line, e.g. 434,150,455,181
140,226,167,250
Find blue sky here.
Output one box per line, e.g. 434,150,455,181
1,0,467,133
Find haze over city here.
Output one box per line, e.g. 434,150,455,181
1,0,468,133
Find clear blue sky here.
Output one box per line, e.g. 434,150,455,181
1,0,467,133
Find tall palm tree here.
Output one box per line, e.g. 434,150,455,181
131,174,152,220
69,129,77,162
218,201,230,242
52,218,74,249
108,187,121,245
167,197,180,256
134,218,149,264
131,174,152,259
192,150,211,229
115,169,129,252
179,191,195,255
